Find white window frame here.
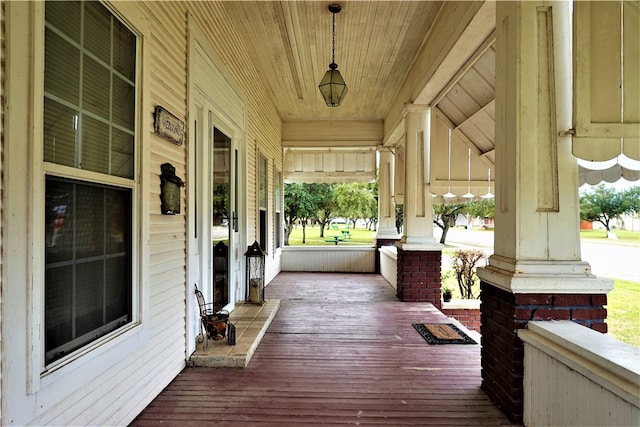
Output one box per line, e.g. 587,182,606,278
274,168,282,251
258,151,269,254
12,1,149,393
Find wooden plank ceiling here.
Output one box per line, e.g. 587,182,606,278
224,1,499,190
223,1,443,121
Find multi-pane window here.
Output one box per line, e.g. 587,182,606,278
44,1,136,364
259,154,268,252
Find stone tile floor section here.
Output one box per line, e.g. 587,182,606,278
189,299,280,368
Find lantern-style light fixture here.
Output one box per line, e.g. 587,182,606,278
245,241,265,304
318,4,348,107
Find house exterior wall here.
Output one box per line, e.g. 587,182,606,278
0,1,282,425
0,1,4,423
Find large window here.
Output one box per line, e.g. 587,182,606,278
44,1,136,365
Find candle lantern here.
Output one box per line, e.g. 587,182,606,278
245,241,265,304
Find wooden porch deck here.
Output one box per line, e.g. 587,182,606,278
132,272,520,426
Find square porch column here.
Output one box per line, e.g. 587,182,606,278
396,105,443,308
375,146,401,273
477,2,613,423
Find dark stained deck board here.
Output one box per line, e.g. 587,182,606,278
132,272,520,426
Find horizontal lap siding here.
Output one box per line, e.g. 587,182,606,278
4,0,283,424
144,4,190,424
0,2,4,423
31,2,191,425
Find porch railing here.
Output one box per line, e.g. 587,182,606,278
281,246,375,272
519,320,640,426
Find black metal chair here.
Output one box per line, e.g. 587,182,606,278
194,284,235,348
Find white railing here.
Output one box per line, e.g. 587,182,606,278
281,246,375,272
519,320,640,427
379,246,397,289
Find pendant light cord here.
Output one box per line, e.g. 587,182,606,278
331,10,336,64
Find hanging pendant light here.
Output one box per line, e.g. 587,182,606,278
462,148,474,198
318,4,348,107
481,168,494,199
443,128,457,198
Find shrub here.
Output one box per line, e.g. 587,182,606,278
450,249,485,299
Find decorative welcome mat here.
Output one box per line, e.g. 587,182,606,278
412,323,477,345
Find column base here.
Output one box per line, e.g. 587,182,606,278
396,248,442,309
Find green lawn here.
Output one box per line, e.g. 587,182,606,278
607,279,640,347
580,229,640,245
287,225,375,246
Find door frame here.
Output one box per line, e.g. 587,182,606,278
186,15,247,358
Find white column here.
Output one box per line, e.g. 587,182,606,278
397,105,441,250
376,146,401,239
477,1,611,294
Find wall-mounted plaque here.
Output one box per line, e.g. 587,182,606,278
154,105,185,145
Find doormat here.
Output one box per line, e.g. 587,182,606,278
412,323,477,345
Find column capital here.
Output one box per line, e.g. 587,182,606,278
402,103,430,117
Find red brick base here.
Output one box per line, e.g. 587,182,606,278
441,307,481,332
396,249,441,309
480,281,608,423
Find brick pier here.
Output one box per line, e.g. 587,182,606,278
396,249,442,309
480,281,608,423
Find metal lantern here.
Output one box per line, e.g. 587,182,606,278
245,241,265,304
318,4,348,107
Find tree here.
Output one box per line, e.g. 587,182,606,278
284,183,318,245
450,249,485,299
622,186,640,215
310,183,335,238
433,202,466,244
363,181,378,230
464,198,495,224
333,182,376,228
395,204,404,234
580,184,636,234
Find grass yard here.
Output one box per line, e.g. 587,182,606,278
607,279,640,347
580,229,640,245
287,225,375,246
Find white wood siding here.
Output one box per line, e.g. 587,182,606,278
519,321,640,427
1,1,282,425
281,247,375,273
0,1,4,422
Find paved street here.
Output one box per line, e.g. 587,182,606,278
442,228,640,283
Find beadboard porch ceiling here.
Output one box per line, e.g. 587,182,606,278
223,1,500,188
